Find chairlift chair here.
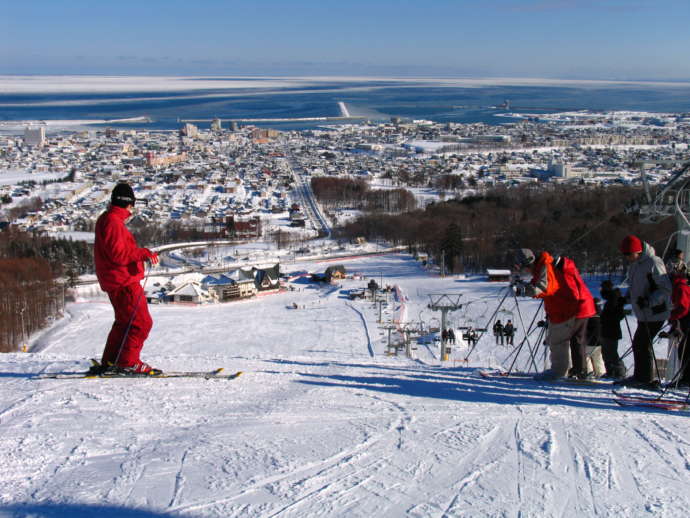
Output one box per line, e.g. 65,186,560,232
496,307,514,324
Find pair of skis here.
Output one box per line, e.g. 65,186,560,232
477,369,610,386
612,390,688,411
479,369,689,412
40,365,242,380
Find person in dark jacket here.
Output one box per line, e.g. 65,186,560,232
665,249,687,278
503,320,515,346
585,298,605,376
493,320,504,345
618,235,672,388
467,328,478,348
94,183,160,375
599,280,627,379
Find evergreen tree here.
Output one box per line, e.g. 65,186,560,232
440,223,463,274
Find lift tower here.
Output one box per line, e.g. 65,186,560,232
635,159,690,256
428,294,463,362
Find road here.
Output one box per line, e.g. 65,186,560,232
286,156,332,238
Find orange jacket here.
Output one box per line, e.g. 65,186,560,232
530,252,587,323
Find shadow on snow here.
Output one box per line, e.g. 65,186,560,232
0,502,201,518
265,358,624,412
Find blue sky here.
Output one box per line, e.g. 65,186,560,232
1,0,688,79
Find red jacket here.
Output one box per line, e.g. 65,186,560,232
531,253,593,323
94,205,151,292
670,276,690,321
560,257,596,319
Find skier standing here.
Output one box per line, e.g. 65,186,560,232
93,183,161,375
617,235,671,388
515,248,594,380
668,273,690,387
583,298,605,377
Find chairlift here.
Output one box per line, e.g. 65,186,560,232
471,300,490,323
458,314,474,330
496,307,515,324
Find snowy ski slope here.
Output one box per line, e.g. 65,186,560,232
1,253,689,518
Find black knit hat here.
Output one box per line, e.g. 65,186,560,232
111,183,137,207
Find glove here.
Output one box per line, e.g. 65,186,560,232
522,283,537,297
145,250,159,266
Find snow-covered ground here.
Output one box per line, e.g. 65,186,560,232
0,169,68,185
1,253,689,517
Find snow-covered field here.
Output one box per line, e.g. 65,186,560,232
0,169,68,186
1,253,689,518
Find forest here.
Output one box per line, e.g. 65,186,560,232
311,177,417,213
334,184,674,276
0,228,92,352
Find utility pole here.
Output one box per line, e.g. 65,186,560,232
428,294,463,362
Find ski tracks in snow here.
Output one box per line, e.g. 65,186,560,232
171,391,413,517
3,363,690,517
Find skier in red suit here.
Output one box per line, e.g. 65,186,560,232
93,183,160,375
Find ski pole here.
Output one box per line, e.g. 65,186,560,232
511,297,544,374
505,300,543,374
641,321,665,386
464,286,511,362
113,265,152,369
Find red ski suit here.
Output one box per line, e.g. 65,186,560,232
94,205,154,367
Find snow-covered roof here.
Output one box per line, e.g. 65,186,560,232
226,268,255,283
487,269,511,276
169,281,205,297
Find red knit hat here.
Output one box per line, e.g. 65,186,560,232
620,235,643,254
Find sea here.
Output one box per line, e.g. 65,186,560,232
1,76,690,133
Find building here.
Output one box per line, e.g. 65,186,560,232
24,127,46,147
168,282,206,304
253,264,281,291
202,269,256,301
145,151,188,168
548,161,570,178
180,123,199,138
251,128,280,143
227,215,262,239
486,269,512,282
